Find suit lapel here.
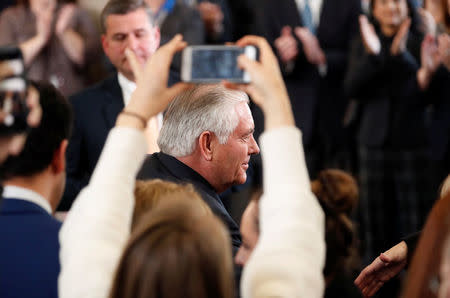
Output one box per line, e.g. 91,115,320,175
101,75,125,129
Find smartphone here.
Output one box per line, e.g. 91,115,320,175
0,46,29,136
181,45,258,83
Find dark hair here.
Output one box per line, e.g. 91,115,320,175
369,0,423,35
0,81,72,180
311,169,359,277
100,0,153,33
110,198,233,298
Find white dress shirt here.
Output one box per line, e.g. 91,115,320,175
294,0,324,27
3,185,52,214
117,73,163,128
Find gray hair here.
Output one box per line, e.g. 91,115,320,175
100,0,155,34
158,85,249,157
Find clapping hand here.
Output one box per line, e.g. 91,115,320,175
359,15,381,55
390,18,411,55
294,27,325,65
56,4,77,36
437,33,450,70
274,26,299,64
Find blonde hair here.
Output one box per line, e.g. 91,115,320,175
133,179,211,230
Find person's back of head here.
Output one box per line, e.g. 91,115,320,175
311,169,359,278
158,84,248,158
110,198,233,298
0,81,72,181
132,179,211,229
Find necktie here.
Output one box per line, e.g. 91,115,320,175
301,0,315,35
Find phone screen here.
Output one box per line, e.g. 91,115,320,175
191,48,245,81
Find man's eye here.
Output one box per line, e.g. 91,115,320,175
113,35,126,41
135,31,148,38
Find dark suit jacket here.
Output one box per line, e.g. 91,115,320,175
137,152,241,250
260,0,360,146
344,33,427,148
60,75,124,210
0,198,61,298
137,152,242,294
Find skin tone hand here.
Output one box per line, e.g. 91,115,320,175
55,4,85,66
197,2,224,38
294,27,326,65
359,15,381,55
274,26,299,64
437,33,450,71
116,34,192,129
354,241,408,298
417,34,441,90
390,18,411,56
223,35,295,130
418,8,437,36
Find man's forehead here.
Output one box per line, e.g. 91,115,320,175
105,9,152,33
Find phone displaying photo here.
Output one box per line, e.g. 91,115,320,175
181,45,257,83
0,46,29,136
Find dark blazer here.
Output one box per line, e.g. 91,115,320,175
0,198,61,298
260,0,360,145
344,33,427,148
137,152,241,250
60,75,124,210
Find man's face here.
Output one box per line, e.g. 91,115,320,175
211,102,259,191
101,8,160,81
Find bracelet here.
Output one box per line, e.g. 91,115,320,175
120,110,147,128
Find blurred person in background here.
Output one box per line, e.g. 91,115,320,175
0,0,100,96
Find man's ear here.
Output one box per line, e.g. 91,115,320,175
198,131,214,161
101,34,109,55
51,139,68,174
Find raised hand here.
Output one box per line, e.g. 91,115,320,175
355,241,408,297
294,27,325,65
418,8,437,36
359,15,381,55
391,18,411,55
123,34,191,121
197,2,224,37
274,26,299,64
417,34,441,90
56,4,77,36
223,35,295,129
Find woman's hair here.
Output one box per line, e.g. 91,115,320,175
311,169,359,277
401,192,450,298
369,0,423,35
110,198,233,298
133,179,210,230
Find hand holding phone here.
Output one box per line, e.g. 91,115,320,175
181,45,258,83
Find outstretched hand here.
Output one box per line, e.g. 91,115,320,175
123,34,192,122
223,35,294,129
355,241,408,297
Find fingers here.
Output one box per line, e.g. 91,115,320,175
125,48,144,82
236,35,276,62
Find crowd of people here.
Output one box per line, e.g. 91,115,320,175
0,0,449,297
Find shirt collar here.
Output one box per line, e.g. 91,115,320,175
117,72,137,106
2,185,52,214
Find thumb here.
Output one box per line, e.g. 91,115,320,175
237,54,260,76
379,253,392,263
281,26,292,36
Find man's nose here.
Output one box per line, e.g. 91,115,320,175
126,35,139,51
249,135,260,155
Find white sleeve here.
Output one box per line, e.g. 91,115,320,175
241,126,326,298
58,127,147,298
